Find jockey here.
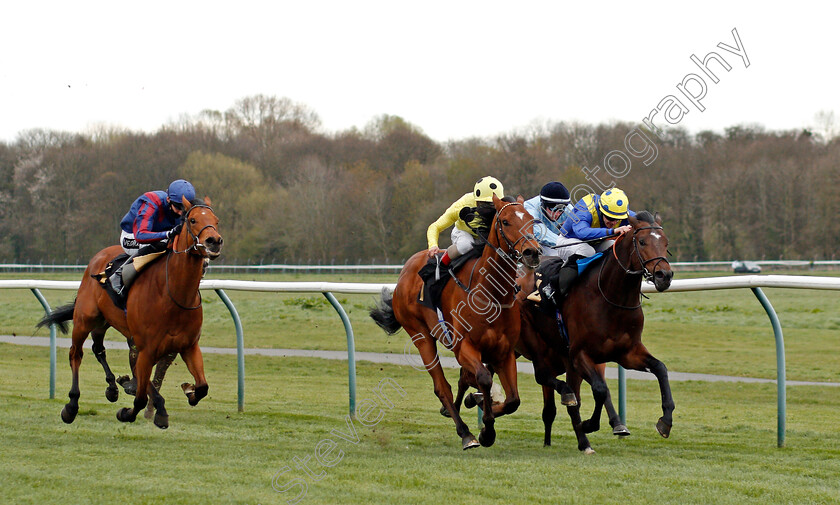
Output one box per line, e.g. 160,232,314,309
524,181,572,256
538,188,636,304
108,179,196,297
555,187,636,262
427,176,504,266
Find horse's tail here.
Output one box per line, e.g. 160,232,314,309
369,288,402,335
36,301,76,335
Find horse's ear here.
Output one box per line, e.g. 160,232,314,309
516,194,525,204
654,212,662,225
628,214,640,227
204,196,212,207
182,196,193,211
493,193,503,210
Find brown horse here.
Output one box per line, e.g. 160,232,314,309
519,210,673,453
370,195,540,449
37,197,222,429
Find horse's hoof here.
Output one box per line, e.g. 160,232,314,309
154,412,169,429
440,406,451,418
478,428,496,447
462,436,480,450
560,392,578,406
116,407,135,423
612,424,631,437
656,418,672,438
60,405,78,424
105,386,119,403
464,392,483,409
583,447,596,455
117,375,137,396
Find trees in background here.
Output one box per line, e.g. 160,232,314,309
1,95,837,263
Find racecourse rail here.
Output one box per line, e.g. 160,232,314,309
2,275,839,447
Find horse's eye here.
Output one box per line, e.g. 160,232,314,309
502,220,510,226
190,218,196,224
639,239,646,246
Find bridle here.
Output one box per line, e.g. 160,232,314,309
166,204,219,310
172,204,218,257
490,202,540,268
598,224,670,310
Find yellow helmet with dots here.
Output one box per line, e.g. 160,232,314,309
598,188,629,219
473,176,504,202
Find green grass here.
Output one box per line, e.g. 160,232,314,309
3,271,838,383
1,343,839,505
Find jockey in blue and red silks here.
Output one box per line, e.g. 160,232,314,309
109,179,196,296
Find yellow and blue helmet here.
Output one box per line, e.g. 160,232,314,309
473,176,504,202
598,188,629,219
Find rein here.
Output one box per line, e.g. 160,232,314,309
597,224,670,310
166,204,217,310
466,202,539,268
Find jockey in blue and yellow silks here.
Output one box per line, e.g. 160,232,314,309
524,181,572,257
555,188,636,262
427,176,504,266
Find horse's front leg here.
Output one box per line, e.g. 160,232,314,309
180,343,208,406
490,352,520,419
620,344,674,438
146,380,169,429
563,368,593,454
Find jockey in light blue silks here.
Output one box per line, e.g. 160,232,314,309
523,182,572,257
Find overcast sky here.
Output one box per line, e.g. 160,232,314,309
2,1,838,143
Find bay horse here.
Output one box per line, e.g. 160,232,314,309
519,210,674,453
37,197,222,429
371,195,540,450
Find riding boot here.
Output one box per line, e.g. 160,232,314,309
109,260,139,298
555,264,579,299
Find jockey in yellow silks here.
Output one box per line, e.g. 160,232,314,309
427,176,504,266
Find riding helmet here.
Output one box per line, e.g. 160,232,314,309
168,179,196,205
598,188,629,219
473,176,504,202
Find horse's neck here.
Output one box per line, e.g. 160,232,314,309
600,241,643,303
167,250,204,301
472,232,518,304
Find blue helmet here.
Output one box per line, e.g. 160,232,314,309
167,179,195,206
539,182,570,210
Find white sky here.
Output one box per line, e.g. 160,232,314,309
2,1,839,143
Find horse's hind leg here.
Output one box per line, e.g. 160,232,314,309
145,352,177,419
90,327,119,403
564,370,594,454
409,330,478,450
62,326,89,424
146,381,169,429
441,367,472,418
180,344,208,406
116,349,152,423
541,384,556,447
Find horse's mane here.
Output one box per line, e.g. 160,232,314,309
634,210,655,223
501,196,517,203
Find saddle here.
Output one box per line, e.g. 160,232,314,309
527,252,605,311
417,247,483,311
92,250,167,309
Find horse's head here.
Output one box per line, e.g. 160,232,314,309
491,194,541,269
626,211,672,291
179,196,223,259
